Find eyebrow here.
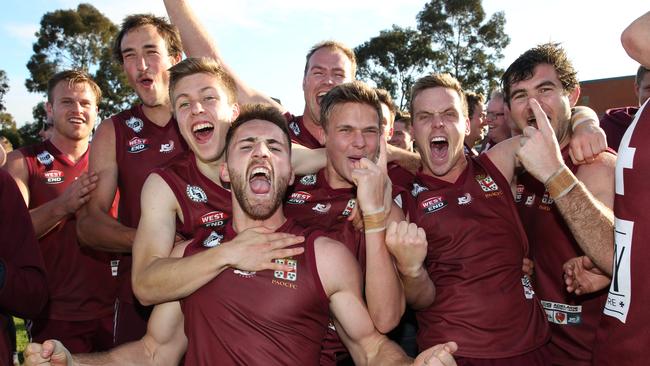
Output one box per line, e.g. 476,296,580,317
173,87,219,104
237,136,286,147
121,43,160,55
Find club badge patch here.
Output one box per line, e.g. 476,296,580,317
127,137,149,153
200,211,229,228
203,231,224,248
421,196,447,214
125,116,144,133
36,150,54,166
287,191,312,204
475,174,499,192
457,193,472,205
44,170,64,184
289,121,300,136
186,185,208,203
274,258,297,281
411,182,428,197
300,174,317,186
312,203,331,214
342,199,356,216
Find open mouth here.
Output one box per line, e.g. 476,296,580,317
430,136,449,160
68,117,85,125
139,77,154,88
316,91,328,106
248,166,272,195
192,122,214,142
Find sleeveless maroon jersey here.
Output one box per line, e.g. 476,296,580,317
516,147,612,365
181,219,329,365
284,112,323,149
407,154,549,359
154,151,231,239
20,141,116,321
593,102,650,365
111,104,187,304
388,161,415,193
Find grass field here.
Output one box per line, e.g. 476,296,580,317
14,317,27,364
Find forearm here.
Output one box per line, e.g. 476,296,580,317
72,339,158,366
364,230,404,333
401,266,435,310
29,198,70,238
387,145,421,174
163,0,216,59
621,11,650,67
77,207,135,252
365,335,411,366
291,146,326,175
554,182,614,275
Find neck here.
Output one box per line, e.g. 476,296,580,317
49,134,89,162
141,103,172,127
195,156,224,187
323,163,353,190
425,154,468,184
231,204,287,233
301,108,323,141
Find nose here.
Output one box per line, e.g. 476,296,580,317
350,130,366,149
135,55,147,71
191,101,204,115
252,141,271,159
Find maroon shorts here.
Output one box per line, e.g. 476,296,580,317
455,345,551,366
30,315,114,353
113,299,151,346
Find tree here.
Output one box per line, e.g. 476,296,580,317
417,0,510,94
355,25,439,110
0,113,22,148
0,70,8,112
25,3,135,119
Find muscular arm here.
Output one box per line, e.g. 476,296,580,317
77,119,134,252
621,11,650,67
386,144,421,174
291,145,326,175
163,0,284,109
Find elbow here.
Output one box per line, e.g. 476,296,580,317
371,303,404,334
132,277,155,307
76,212,94,248
621,29,645,66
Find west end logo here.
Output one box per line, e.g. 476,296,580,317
44,170,64,184
127,137,149,153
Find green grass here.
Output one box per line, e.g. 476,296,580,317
14,317,27,364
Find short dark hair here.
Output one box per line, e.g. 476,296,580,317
304,40,357,78
394,111,412,128
375,88,397,122
320,81,382,131
465,91,485,118
410,73,467,118
224,103,291,159
168,57,238,108
635,65,649,85
501,43,578,106
47,70,102,104
112,14,183,64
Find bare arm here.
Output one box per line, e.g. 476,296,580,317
291,145,327,175
163,0,284,109
621,11,650,67
77,119,134,252
386,144,421,174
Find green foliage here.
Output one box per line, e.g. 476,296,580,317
25,3,136,119
18,121,42,147
0,70,8,112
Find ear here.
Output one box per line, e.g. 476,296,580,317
568,85,581,107
220,162,231,183
634,82,640,98
45,102,54,119
230,103,240,121
464,117,471,136
317,125,327,146
288,168,295,186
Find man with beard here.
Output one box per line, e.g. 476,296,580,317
24,104,458,366
4,70,116,352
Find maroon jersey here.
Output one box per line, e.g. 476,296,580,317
154,151,231,238
20,141,116,321
0,169,47,365
181,220,329,365
600,106,637,152
407,154,549,359
388,161,415,193
112,104,187,304
516,147,611,365
593,102,650,365
284,112,323,149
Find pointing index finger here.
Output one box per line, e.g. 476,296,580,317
528,98,553,136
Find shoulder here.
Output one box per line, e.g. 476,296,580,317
313,236,362,297
4,149,28,177
576,151,616,179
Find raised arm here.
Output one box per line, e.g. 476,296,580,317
76,118,133,252
621,11,650,67
163,0,284,109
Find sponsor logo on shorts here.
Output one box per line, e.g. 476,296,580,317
411,182,428,197
342,199,356,216
421,196,447,214
125,116,144,133
200,211,229,228
43,170,64,184
300,174,317,185
186,185,208,203
457,193,472,205
287,191,312,204
203,231,224,248
274,258,297,282
289,121,300,136
475,174,499,192
36,150,54,166
127,137,149,153
159,140,174,153
541,300,582,325
312,203,331,214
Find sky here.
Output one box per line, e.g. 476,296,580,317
0,0,647,127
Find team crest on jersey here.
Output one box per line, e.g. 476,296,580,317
475,174,499,192
421,196,447,214
36,150,54,166
515,184,524,203
202,231,224,248
127,137,149,153
312,202,331,214
200,211,229,228
289,121,300,136
300,174,317,185
159,140,174,153
43,170,64,184
457,193,472,205
274,258,297,281
341,199,356,216
233,269,256,278
287,191,312,204
186,185,208,203
411,182,429,197
125,116,144,133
